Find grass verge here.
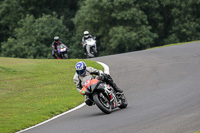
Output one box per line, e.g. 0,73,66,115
148,40,200,49
0,58,103,133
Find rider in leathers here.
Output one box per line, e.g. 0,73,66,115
52,36,63,58
82,31,93,55
73,61,123,106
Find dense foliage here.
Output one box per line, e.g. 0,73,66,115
0,0,200,58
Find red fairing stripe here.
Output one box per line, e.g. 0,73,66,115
114,102,117,107
110,94,113,99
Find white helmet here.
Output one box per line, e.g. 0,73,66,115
84,31,89,38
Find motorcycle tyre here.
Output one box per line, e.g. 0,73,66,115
91,47,97,57
62,53,68,59
118,94,128,109
93,92,112,114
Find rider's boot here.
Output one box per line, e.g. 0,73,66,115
85,96,93,106
111,83,123,93
52,51,57,59
103,73,123,93
52,54,57,59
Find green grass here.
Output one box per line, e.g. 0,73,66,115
0,57,103,133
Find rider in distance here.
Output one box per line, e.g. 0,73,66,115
82,31,94,55
52,36,64,58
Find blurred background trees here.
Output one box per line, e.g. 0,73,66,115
0,0,200,58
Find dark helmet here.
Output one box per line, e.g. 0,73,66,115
54,36,59,41
75,61,87,76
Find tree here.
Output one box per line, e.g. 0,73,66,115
73,0,157,56
0,0,25,42
138,0,200,46
19,0,79,30
0,0,79,57
1,14,69,58
1,0,200,58
164,0,200,44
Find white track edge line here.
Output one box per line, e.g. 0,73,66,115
16,61,109,133
15,103,86,133
97,61,110,74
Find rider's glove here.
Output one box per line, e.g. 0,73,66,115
90,71,100,75
98,73,109,81
98,75,104,81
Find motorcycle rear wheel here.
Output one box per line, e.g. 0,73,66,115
93,92,112,114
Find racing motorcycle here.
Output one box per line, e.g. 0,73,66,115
55,44,68,59
84,37,97,58
80,75,128,114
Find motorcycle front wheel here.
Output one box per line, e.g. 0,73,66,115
62,53,68,59
93,92,112,114
91,47,97,57
118,94,128,109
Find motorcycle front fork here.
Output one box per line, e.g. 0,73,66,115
109,91,122,108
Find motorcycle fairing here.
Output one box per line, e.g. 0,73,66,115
81,79,99,95
85,38,96,46
57,44,68,53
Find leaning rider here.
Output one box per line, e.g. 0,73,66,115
73,61,123,106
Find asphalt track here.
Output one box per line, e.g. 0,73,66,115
21,42,200,133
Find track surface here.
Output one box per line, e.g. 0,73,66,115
22,42,200,133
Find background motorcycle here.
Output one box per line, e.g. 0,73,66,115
55,44,68,59
80,75,128,114
84,37,97,58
